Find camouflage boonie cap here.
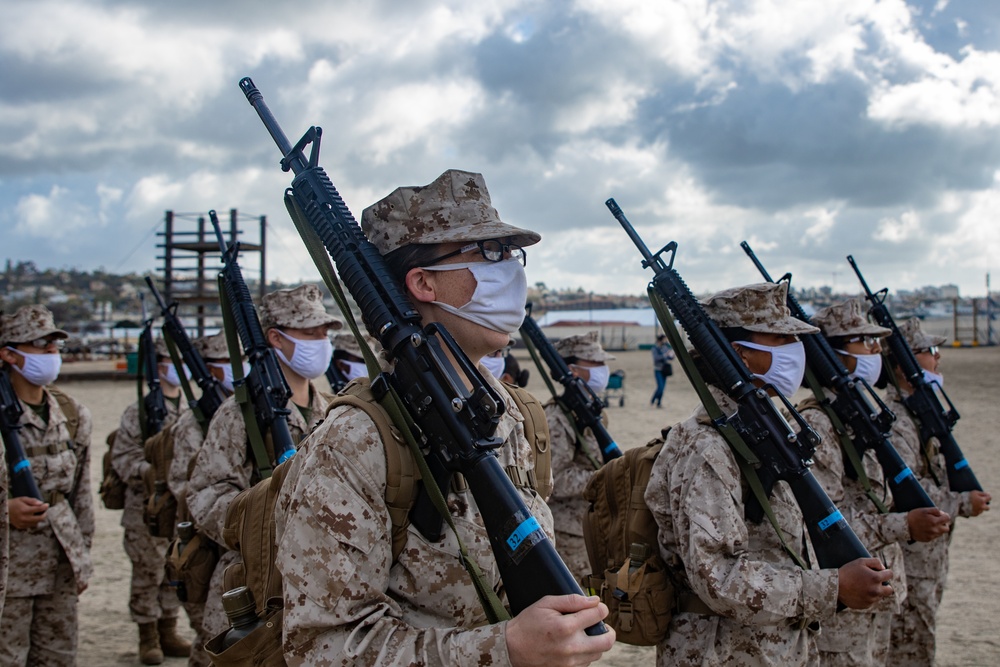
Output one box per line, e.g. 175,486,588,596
259,284,343,332
899,317,947,351
194,331,235,361
0,305,68,346
360,169,541,255
553,331,615,363
701,282,819,336
153,337,170,358
811,298,891,339
332,332,380,359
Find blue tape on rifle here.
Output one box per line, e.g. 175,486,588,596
954,459,969,471
506,516,541,551
13,460,31,474
277,449,296,464
603,442,619,455
818,510,844,531
894,468,914,484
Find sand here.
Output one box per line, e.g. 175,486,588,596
58,345,999,665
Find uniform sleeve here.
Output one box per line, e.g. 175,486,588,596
649,430,838,626
111,401,147,488
546,405,594,501
276,409,511,667
800,409,846,507
890,412,966,518
186,400,252,544
167,412,203,503
70,401,95,546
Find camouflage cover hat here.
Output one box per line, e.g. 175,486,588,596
259,284,343,332
553,331,615,363
0,305,69,346
811,298,891,339
701,282,819,336
898,317,947,351
194,331,234,361
154,337,170,358
332,332,379,359
360,169,541,255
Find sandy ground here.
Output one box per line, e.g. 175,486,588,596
57,345,999,665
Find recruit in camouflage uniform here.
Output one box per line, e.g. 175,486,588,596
165,331,234,667
796,299,910,666
544,331,613,580
186,284,338,644
273,169,581,665
0,440,8,620
644,284,842,667
113,336,192,663
886,318,990,667
0,305,94,667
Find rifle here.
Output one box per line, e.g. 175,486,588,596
607,199,870,569
144,276,227,422
519,307,622,462
325,356,348,393
211,210,297,468
139,294,167,440
847,256,982,493
240,77,606,633
1,369,43,501
741,242,933,512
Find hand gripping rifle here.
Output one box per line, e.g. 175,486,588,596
607,199,870,569
848,256,982,493
139,294,168,440
240,77,606,633
144,276,227,423
1,369,43,501
211,210,297,468
519,307,622,462
741,243,933,512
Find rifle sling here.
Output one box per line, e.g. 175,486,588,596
217,276,274,480
162,328,208,429
284,194,510,624
886,368,942,487
650,287,808,571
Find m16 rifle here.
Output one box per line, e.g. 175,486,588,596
848,255,982,493
138,294,167,441
1,369,43,501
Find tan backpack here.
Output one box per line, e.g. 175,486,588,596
581,435,675,646
209,378,552,665
99,429,126,510
142,423,179,538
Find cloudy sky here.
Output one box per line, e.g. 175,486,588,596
3,0,1000,301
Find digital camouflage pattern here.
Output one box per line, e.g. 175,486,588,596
259,284,343,332
553,331,615,363
360,169,541,255
0,442,7,619
644,387,839,667
699,283,819,336
797,392,908,666
194,331,233,361
897,317,947,352
810,299,891,339
331,331,377,359
274,370,553,666
0,304,69,346
0,387,93,667
113,398,186,624
544,402,601,581
884,384,969,667
186,386,332,642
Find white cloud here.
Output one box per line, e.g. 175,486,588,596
874,209,920,242
14,185,95,239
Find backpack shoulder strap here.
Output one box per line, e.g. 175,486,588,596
504,383,552,501
327,378,417,564
47,386,80,441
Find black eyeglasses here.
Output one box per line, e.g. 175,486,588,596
430,239,526,267
915,345,939,356
12,337,65,350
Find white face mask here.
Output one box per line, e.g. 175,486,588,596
922,369,944,390
274,329,333,380
575,364,609,394
7,348,61,386
341,360,368,382
837,350,882,386
208,361,250,393
161,363,191,388
736,340,807,399
421,258,528,334
481,353,507,379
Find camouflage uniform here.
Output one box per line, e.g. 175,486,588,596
0,443,7,620
113,393,187,625
274,168,548,665
0,308,93,667
544,331,614,581
645,284,839,667
886,318,974,667
187,285,339,643
796,299,908,666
